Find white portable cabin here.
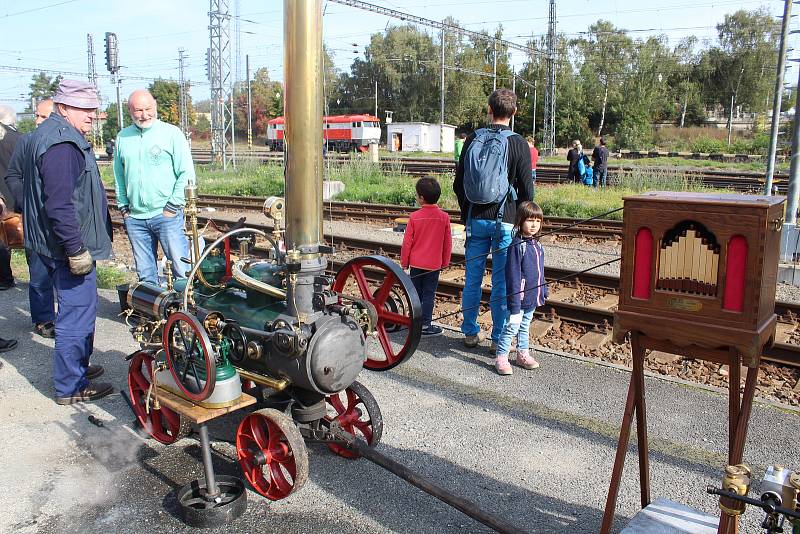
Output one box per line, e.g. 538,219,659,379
386,122,455,152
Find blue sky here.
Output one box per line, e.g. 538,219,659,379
0,0,789,113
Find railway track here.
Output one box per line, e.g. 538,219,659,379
100,150,781,192
104,189,624,240
109,211,800,371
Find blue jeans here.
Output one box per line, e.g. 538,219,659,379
40,256,97,397
124,210,190,285
410,268,439,327
26,250,55,325
495,307,536,356
461,219,513,342
593,168,607,188
531,170,537,199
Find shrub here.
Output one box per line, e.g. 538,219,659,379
615,114,653,150
690,136,727,154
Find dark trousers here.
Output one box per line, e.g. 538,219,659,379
26,250,56,325
41,255,97,397
410,267,440,327
593,168,608,188
0,246,13,285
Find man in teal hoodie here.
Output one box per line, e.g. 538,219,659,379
114,89,194,285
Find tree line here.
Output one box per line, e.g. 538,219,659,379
18,7,782,151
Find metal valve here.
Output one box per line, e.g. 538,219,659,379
719,464,752,516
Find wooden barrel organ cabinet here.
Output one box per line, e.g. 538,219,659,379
602,192,785,534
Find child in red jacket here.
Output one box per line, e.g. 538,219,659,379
401,177,452,337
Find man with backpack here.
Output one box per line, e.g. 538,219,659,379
454,89,534,352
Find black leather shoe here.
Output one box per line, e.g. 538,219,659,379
87,364,104,380
55,382,113,405
0,337,17,352
0,281,15,291
34,322,55,339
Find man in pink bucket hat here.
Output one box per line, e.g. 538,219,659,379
22,79,113,405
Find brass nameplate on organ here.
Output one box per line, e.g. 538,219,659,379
668,297,702,312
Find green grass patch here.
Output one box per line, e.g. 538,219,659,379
538,155,779,173
9,249,133,290
101,154,734,222
535,167,728,221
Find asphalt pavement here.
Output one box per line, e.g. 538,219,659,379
0,282,798,533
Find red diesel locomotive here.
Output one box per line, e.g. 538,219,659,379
266,114,381,152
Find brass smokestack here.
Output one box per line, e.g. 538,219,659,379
284,0,323,252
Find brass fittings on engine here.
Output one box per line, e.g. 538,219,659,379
719,464,752,516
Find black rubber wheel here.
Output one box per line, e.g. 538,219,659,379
176,475,247,527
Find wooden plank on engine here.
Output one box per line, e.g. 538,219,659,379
154,387,257,424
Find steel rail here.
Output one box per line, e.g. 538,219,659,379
110,213,800,368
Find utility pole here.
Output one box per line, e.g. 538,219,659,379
86,34,103,148
765,0,793,195
511,66,516,131
104,32,123,130
234,0,242,85
543,0,557,156
246,54,252,151
786,66,800,226
209,0,235,169
178,48,189,139
532,78,537,136
492,41,497,91
374,79,378,118
440,25,446,152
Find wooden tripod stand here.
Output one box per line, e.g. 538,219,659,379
599,332,761,534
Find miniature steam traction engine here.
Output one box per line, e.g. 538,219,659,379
119,1,421,524
602,192,785,534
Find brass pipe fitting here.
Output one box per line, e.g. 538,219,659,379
719,464,752,516
237,368,289,391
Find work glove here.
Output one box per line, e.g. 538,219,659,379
508,312,523,326
68,248,94,276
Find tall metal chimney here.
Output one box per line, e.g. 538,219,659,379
284,0,325,317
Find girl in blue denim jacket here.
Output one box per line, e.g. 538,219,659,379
494,201,548,375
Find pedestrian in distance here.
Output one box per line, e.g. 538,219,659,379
454,132,466,164
105,138,115,159
453,88,534,353
526,135,538,197
22,80,113,404
591,136,609,188
493,201,547,376
566,139,582,183
401,177,452,337
114,89,193,285
4,98,57,339
0,104,21,291
577,151,594,186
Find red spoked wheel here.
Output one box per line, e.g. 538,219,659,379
325,381,383,459
163,311,217,402
236,408,309,500
332,255,422,371
127,350,191,445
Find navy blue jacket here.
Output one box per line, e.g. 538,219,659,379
23,113,112,260
505,236,548,314
4,132,29,213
